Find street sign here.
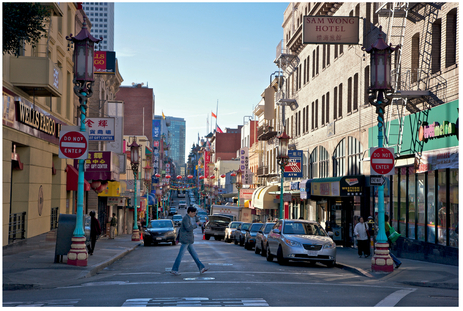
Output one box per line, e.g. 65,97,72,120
370,147,395,175
370,175,386,186
59,126,88,160
284,150,303,178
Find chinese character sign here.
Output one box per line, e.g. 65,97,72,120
284,150,303,178
204,151,210,178
152,120,161,140
303,16,359,44
85,118,115,141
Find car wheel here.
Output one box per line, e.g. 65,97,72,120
277,246,288,265
205,235,211,240
234,237,238,245
254,243,260,254
325,260,336,268
244,240,250,250
171,241,176,246
260,242,266,257
266,244,274,262
144,238,151,246
240,238,244,246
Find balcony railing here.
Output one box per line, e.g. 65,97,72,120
257,166,268,176
9,212,26,244
257,124,277,141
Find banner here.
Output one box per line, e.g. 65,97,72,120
204,151,210,178
284,150,303,178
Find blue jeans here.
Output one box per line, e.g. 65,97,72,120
172,243,205,272
389,249,402,266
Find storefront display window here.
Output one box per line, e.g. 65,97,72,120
392,173,398,229
319,147,329,178
437,170,447,246
417,174,425,242
399,173,407,234
408,172,416,239
427,171,436,243
449,169,458,248
310,147,318,179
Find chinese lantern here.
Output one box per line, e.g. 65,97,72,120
187,175,193,179
165,175,171,179
155,173,161,178
176,175,182,180
220,174,226,178
199,176,205,180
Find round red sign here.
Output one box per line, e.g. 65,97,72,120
371,148,394,175
60,131,88,159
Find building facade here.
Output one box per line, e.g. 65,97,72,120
82,2,114,51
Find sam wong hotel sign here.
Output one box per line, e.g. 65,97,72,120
303,16,359,44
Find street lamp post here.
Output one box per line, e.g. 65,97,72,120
277,131,290,220
128,137,141,241
66,18,101,266
363,29,398,273
143,162,153,227
234,169,242,208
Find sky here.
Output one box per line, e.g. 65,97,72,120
114,2,289,160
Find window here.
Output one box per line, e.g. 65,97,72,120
315,99,318,128
347,77,352,113
338,83,343,117
310,147,318,179
319,146,329,178
417,173,425,241
431,19,442,74
316,46,319,75
347,136,362,175
305,104,309,132
334,87,338,120
326,45,330,66
446,9,457,68
364,66,370,105
298,110,301,136
437,169,447,246
408,171,416,239
325,92,329,124
333,138,345,177
303,107,306,133
399,172,407,234
306,56,310,82
321,95,325,125
353,73,358,110
334,44,338,58
322,45,326,69
311,102,314,130
303,59,306,84
411,33,420,83
449,169,458,247
366,3,371,33
312,50,315,77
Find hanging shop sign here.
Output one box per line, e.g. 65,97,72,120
418,120,458,142
94,51,116,74
240,147,253,185
85,117,115,141
303,16,359,44
415,146,459,173
16,97,61,137
339,176,364,196
83,151,120,181
284,150,303,178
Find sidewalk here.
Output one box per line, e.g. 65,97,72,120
3,232,458,291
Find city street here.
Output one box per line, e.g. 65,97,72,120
3,221,458,307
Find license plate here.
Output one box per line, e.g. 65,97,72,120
156,237,162,240
214,233,218,235
306,251,318,256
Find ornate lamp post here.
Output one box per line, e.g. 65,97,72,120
155,173,161,219
128,137,141,241
277,131,290,219
143,162,153,227
363,29,398,273
66,18,101,266
234,169,243,208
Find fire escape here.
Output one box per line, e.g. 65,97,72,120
377,2,447,161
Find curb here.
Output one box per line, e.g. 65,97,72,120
335,262,375,278
83,243,141,278
3,283,34,291
400,281,458,290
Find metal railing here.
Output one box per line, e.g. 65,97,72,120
50,207,59,230
9,212,26,244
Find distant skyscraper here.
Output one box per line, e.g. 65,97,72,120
82,2,114,51
154,115,186,171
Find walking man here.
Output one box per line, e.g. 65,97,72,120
354,217,370,258
171,206,208,276
110,213,117,239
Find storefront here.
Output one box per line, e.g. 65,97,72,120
369,100,459,265
309,175,369,247
252,185,278,221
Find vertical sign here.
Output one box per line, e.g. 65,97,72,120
240,147,252,185
204,151,210,178
152,120,161,174
284,150,303,178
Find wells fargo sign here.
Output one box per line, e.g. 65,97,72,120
303,16,359,44
94,51,116,74
17,100,60,137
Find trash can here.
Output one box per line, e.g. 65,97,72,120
54,214,90,263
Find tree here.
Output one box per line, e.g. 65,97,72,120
3,3,50,57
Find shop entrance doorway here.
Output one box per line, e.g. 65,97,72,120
329,198,354,247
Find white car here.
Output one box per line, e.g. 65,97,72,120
224,221,243,243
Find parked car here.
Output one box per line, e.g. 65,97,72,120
224,221,243,243
233,222,251,246
255,222,275,256
143,219,177,246
244,223,264,250
172,214,183,227
266,219,336,267
204,215,231,240
178,200,187,209
169,207,177,216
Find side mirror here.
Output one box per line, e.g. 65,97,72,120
328,231,334,238
258,230,263,234
273,228,281,234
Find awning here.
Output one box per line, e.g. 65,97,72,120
244,200,251,208
98,181,121,197
66,164,91,191
311,175,365,197
252,185,278,209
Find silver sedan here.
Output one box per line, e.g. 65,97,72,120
266,219,336,267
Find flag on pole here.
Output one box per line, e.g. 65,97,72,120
211,111,217,119
216,125,223,133
162,111,165,119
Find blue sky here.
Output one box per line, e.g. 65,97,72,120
114,2,289,158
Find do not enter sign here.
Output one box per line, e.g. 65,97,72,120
370,147,395,175
59,126,89,160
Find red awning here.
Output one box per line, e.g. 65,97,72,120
66,164,91,191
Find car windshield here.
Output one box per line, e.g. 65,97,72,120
264,223,275,234
230,222,242,229
250,223,263,232
241,223,251,230
173,216,182,220
283,222,327,236
148,221,173,229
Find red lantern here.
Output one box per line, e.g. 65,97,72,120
90,180,101,190
155,173,161,178
187,175,193,179
210,175,215,179
220,174,226,178
199,176,205,180
165,175,171,179
230,172,236,177
176,175,182,180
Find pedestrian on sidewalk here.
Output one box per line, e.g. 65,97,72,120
110,213,117,239
171,206,208,276
87,211,101,255
354,217,370,258
385,214,402,269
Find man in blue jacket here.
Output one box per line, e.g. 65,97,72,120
171,206,208,276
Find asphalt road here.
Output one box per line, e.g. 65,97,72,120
2,196,458,307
